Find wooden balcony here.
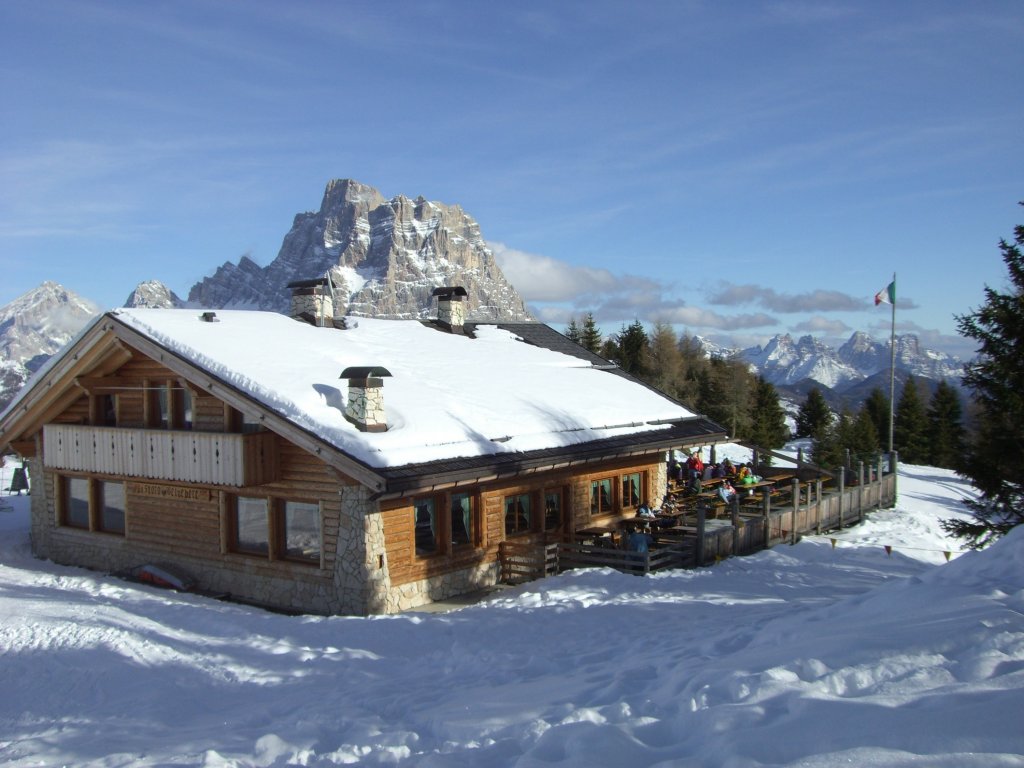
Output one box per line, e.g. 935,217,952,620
43,424,279,487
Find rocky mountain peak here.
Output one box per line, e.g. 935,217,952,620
189,179,531,322
124,280,185,309
0,282,100,411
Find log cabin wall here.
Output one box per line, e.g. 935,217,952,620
27,349,382,616
376,452,668,611
32,433,360,614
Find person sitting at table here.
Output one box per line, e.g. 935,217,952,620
686,452,704,487
711,462,726,479
722,458,735,477
635,500,656,519
626,524,652,554
718,480,737,504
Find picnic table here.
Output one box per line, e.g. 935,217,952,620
575,525,619,545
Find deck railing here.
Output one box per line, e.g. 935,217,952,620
498,454,899,582
42,424,279,487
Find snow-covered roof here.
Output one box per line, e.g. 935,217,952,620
110,309,709,471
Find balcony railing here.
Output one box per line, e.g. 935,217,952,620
43,424,279,487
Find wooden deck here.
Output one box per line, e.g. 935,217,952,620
498,457,898,581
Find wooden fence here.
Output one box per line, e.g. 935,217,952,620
499,455,899,581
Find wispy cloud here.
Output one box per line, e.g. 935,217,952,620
709,283,866,313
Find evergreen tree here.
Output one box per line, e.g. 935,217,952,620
698,357,752,439
849,407,881,465
812,409,850,469
615,319,650,378
893,376,929,463
565,317,582,345
748,376,789,450
795,387,831,440
926,380,965,470
863,387,891,451
580,313,602,355
942,213,1024,548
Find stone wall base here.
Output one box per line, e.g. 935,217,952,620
385,560,500,613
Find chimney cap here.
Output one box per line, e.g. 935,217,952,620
432,286,468,299
288,277,331,289
340,366,392,380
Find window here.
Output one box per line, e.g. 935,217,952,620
282,501,320,562
234,496,269,555
413,491,482,557
622,472,642,509
59,475,125,536
63,476,90,529
450,492,474,547
414,497,439,555
504,493,532,536
98,394,117,426
228,495,322,565
544,488,565,531
148,381,193,430
590,478,614,516
99,481,126,534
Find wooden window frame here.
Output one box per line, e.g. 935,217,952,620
590,477,615,516
144,379,193,430
226,493,324,568
278,499,322,565
621,471,644,511
413,490,483,559
57,474,126,537
503,492,535,537
543,486,567,532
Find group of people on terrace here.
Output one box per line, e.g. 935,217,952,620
669,451,763,502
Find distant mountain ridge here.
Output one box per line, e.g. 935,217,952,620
694,331,963,401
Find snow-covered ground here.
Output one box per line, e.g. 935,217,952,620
1,460,1023,767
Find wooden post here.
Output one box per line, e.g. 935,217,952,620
731,494,740,554
837,465,845,528
890,450,899,507
877,455,885,508
762,487,771,549
815,478,822,534
790,478,799,545
857,461,865,523
797,447,804,473
696,499,706,566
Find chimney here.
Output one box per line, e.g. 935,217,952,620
432,286,468,332
340,366,392,433
287,277,334,326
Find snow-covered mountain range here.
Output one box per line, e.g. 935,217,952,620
0,179,964,413
736,331,963,391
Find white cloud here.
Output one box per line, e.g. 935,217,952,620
489,241,659,302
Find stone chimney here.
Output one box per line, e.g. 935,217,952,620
432,286,468,331
287,278,334,326
340,366,392,432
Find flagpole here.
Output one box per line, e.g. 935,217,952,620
887,271,896,454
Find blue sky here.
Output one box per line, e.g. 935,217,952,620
2,1,1021,358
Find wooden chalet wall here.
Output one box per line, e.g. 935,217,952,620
29,350,373,616
376,452,671,611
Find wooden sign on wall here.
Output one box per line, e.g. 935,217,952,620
128,481,211,502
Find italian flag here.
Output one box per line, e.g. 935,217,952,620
874,281,896,306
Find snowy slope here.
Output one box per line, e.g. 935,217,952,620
1,457,1022,766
